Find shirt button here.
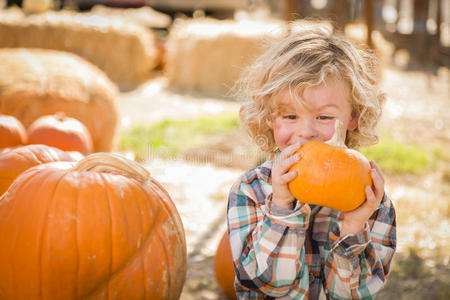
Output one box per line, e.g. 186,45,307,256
309,272,315,283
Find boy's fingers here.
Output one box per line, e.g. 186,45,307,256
273,151,301,175
370,168,384,200
370,161,385,184
278,153,300,173
365,185,378,208
280,170,297,184
279,142,302,160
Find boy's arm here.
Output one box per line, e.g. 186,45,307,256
227,179,311,298
323,194,397,299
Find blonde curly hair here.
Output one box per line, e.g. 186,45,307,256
236,26,385,152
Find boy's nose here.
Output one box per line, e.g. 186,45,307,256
296,120,318,142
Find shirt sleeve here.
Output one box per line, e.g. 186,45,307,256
227,178,312,298
323,194,397,299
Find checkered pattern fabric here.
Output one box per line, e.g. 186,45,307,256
227,159,396,299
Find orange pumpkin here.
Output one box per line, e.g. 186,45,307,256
27,113,93,154
288,120,372,211
0,114,27,149
214,230,237,300
0,144,81,196
0,153,186,299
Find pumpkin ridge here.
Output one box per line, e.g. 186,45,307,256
80,204,162,299
39,170,68,299
0,168,41,298
144,179,186,298
132,178,157,244
74,176,81,300
79,174,162,299
98,172,114,291
148,177,186,243
16,150,41,166
128,180,147,298
14,146,60,166
156,226,171,298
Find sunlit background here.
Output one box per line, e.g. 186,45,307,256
0,0,449,299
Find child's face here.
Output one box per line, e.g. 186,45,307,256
271,77,357,151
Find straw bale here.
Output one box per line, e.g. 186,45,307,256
23,0,52,14
165,18,287,97
289,19,334,34
0,10,158,90
90,5,171,29
0,48,119,152
0,6,25,21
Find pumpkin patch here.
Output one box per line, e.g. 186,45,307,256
0,152,187,299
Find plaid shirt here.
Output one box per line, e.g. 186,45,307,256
227,159,396,299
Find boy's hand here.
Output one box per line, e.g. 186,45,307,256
340,161,385,236
271,142,302,209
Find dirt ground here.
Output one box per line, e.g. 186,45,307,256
118,65,449,299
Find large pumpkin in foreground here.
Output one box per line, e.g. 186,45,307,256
214,231,237,300
288,120,372,212
0,114,27,149
0,153,187,299
0,144,82,195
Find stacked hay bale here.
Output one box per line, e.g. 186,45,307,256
0,10,158,90
22,0,53,14
0,6,25,21
0,48,119,152
165,18,287,97
289,19,334,34
90,5,171,29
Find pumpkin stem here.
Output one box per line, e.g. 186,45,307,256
55,112,66,122
325,119,347,148
71,152,150,182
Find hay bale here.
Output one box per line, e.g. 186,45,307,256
90,5,171,29
0,48,119,152
289,19,334,34
165,18,287,97
0,6,25,21
0,10,158,90
22,0,53,14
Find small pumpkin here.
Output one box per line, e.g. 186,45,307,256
0,114,28,149
0,144,81,196
288,120,372,211
27,113,93,154
0,152,186,299
214,230,237,300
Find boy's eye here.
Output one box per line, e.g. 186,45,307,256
283,115,298,120
317,115,334,120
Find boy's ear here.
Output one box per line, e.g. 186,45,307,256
348,113,358,131
266,116,274,129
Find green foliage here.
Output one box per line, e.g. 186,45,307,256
360,139,436,174
119,113,239,161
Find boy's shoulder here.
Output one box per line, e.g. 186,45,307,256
237,159,273,186
230,160,273,204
